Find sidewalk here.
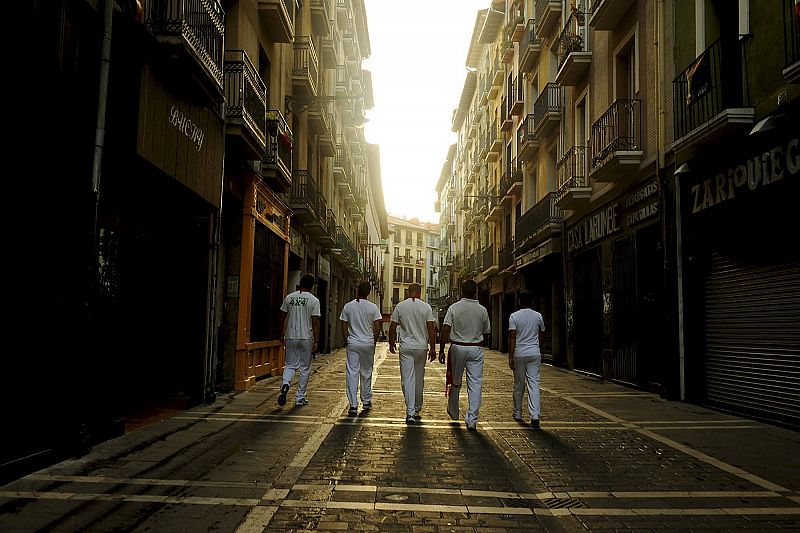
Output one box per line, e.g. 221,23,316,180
1,344,799,531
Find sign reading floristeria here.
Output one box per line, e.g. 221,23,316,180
689,138,799,215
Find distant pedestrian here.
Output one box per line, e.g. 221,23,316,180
278,273,320,407
389,283,437,424
340,281,383,415
508,290,546,429
439,279,490,431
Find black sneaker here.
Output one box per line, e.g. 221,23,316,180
361,402,372,411
278,384,289,406
348,406,358,416
405,416,416,424
466,423,477,431
530,419,540,429
412,413,422,420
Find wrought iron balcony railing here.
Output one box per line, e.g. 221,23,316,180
293,37,320,94
290,170,319,220
514,193,562,253
264,109,292,181
672,37,746,141
336,226,358,265
557,10,589,69
533,83,563,137
499,242,514,271
519,19,543,72
145,0,225,90
557,145,588,191
224,50,268,151
591,99,641,168
482,244,497,271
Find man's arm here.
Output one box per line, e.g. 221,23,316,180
388,321,398,353
426,321,436,361
340,320,349,345
439,324,451,364
279,311,287,346
372,320,381,344
508,330,516,370
312,316,320,351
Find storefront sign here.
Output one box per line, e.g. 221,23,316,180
168,105,204,152
567,204,620,253
255,191,288,239
290,228,305,257
515,239,560,270
623,178,659,227
318,256,331,282
689,138,799,215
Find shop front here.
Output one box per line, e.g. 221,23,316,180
679,128,800,428
565,177,665,389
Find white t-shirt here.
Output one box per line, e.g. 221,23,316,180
339,298,382,346
443,298,490,344
391,298,435,350
280,290,321,340
509,308,545,357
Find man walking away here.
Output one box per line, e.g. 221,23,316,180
439,280,490,431
389,283,437,424
508,290,546,428
340,282,383,416
278,273,320,407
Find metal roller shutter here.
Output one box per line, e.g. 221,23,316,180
703,252,800,427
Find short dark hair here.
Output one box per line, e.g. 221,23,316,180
357,281,372,297
461,279,477,299
299,273,315,290
518,290,533,307
408,283,422,296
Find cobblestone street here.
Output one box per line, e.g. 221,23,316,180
2,344,800,532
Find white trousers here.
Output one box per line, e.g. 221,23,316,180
447,345,484,425
399,347,427,417
283,339,313,401
346,343,375,407
513,354,541,420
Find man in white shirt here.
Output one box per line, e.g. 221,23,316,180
508,290,546,428
278,273,321,407
339,281,383,415
389,283,437,424
439,279,490,431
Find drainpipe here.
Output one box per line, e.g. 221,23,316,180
89,0,113,304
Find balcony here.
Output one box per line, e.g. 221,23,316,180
510,76,524,116
263,110,292,193
310,0,330,35
501,39,515,64
590,99,643,182
533,83,563,139
307,193,329,236
514,193,562,255
319,109,336,158
784,0,800,83
556,146,591,210
500,98,513,132
258,0,294,43
335,226,359,268
145,0,225,92
589,0,636,30
307,97,331,136
482,244,498,276
487,121,502,161
672,38,753,157
290,170,320,225
292,37,319,95
486,187,503,221
508,1,525,43
491,56,504,93
335,0,351,30
535,0,562,39
499,243,514,272
320,21,338,66
519,19,543,73
319,209,337,248
517,114,540,161
224,50,267,155
555,11,592,87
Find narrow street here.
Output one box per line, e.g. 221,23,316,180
2,345,799,532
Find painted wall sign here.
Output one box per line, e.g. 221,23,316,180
168,105,205,152
623,178,659,228
689,138,799,215
567,204,620,253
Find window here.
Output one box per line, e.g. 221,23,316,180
416,232,423,247
404,267,414,283
394,247,400,259
392,287,400,305
415,269,422,284
405,231,412,245
393,266,402,282
417,250,423,260
404,248,411,261
430,270,435,285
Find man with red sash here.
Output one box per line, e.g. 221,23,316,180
438,279,490,431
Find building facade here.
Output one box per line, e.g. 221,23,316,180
436,0,799,428
383,216,439,315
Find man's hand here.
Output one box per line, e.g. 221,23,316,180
428,347,436,362
438,350,445,365
508,355,515,370
389,342,396,354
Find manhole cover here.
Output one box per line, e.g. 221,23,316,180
542,497,586,509
384,494,409,502
500,497,585,509
501,498,545,509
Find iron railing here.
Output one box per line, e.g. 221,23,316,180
499,243,514,271
672,37,746,140
557,10,588,69
336,226,358,265
293,37,319,93
784,0,800,70
517,113,536,152
145,0,225,89
520,18,542,54
591,99,641,167
557,145,588,192
514,192,562,250
482,244,496,270
264,109,292,176
290,170,318,217
224,50,268,150
533,83,563,134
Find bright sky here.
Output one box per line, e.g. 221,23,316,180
363,0,488,223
